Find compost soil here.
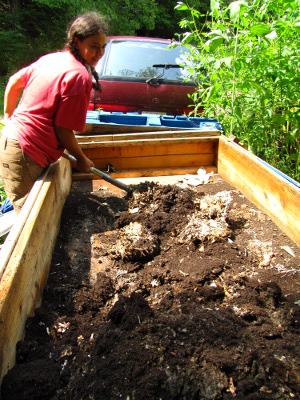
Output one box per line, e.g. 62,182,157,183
2,173,300,400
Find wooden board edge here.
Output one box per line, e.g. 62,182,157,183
71,166,218,181
0,166,54,279
218,135,300,247
82,125,221,136
0,158,72,384
76,130,220,142
78,136,220,149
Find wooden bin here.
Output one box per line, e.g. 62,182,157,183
0,130,299,385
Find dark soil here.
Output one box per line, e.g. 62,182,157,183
2,173,300,400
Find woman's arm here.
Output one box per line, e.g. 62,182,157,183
55,126,94,173
4,71,25,119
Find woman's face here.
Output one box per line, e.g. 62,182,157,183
74,33,107,67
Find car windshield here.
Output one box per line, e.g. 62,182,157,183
100,40,193,82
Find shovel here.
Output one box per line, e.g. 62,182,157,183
62,152,131,193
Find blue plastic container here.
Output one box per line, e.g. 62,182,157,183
85,111,223,131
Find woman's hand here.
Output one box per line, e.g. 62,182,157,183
74,154,94,173
55,125,95,172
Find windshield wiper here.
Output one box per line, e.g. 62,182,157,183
152,64,182,69
146,64,183,85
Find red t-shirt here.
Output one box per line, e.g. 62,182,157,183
6,51,92,167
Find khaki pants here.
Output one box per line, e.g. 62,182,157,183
0,134,44,214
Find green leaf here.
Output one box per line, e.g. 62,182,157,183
265,30,278,40
205,37,224,52
210,0,220,13
191,9,201,19
221,56,232,67
205,83,218,102
179,19,189,29
234,105,243,120
175,2,189,11
250,24,272,36
206,29,224,37
248,80,268,94
228,0,248,23
181,31,194,44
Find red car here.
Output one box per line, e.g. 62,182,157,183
89,36,196,115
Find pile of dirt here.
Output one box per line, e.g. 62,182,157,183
1,174,300,400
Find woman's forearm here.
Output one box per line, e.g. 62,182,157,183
55,126,94,172
4,72,25,119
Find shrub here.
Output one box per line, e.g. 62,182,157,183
176,0,300,181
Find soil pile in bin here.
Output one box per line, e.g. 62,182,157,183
2,173,300,400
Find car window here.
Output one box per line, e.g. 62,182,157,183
100,40,193,82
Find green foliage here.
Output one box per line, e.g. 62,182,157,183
0,181,7,244
29,0,158,35
176,0,300,182
0,182,6,207
0,76,6,116
0,122,6,206
0,0,168,87
0,0,212,79
0,24,32,75
0,121,7,214
0,1,70,76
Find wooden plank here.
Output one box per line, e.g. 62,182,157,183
80,140,218,172
112,130,220,141
76,129,220,142
76,133,114,142
89,153,216,171
218,135,300,247
83,124,221,136
78,136,220,149
74,136,218,182
0,171,53,280
72,166,218,181
81,140,218,159
0,158,72,384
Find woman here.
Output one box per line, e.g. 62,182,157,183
0,12,108,214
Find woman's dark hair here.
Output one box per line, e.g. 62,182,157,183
65,12,108,91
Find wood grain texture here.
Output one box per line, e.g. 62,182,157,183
71,166,218,181
83,124,221,136
218,135,300,247
0,159,72,384
77,129,220,142
79,139,218,173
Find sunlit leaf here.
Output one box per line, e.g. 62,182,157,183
206,84,218,101
221,56,232,67
175,2,189,11
211,0,220,13
206,29,224,37
266,30,278,40
250,24,272,36
181,31,194,44
275,20,289,31
228,0,248,22
179,19,189,29
191,9,201,18
205,37,224,52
